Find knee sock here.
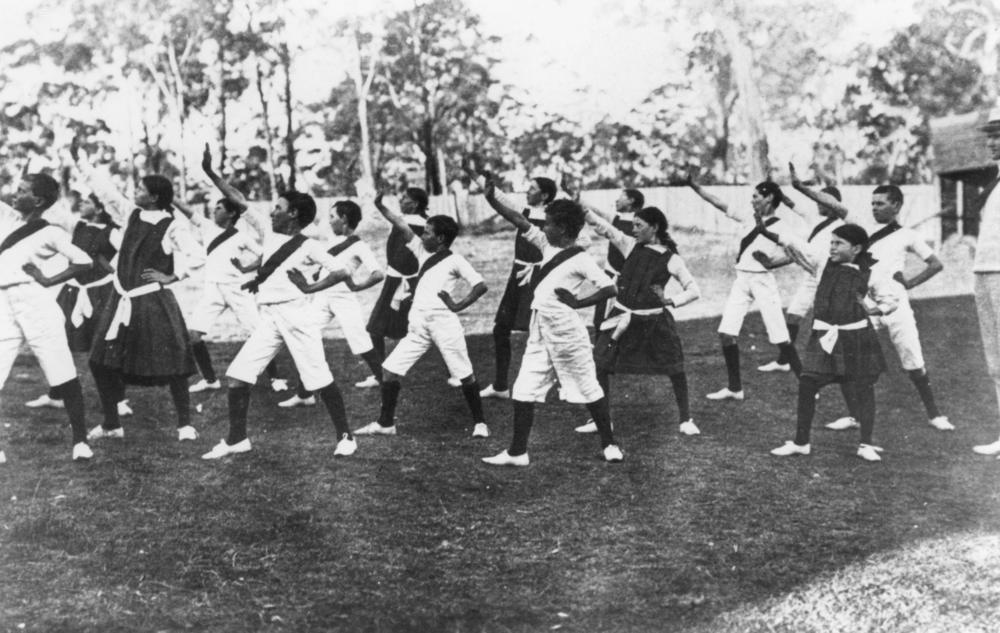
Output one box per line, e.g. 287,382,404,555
722,343,742,392
838,382,860,420
493,324,512,391
846,381,877,444
317,382,351,438
795,376,821,445
778,322,800,363
191,341,217,383
908,369,941,419
779,342,802,376
227,385,251,444
370,334,386,363
669,372,691,422
168,376,191,428
264,359,279,380
510,400,534,456
586,397,615,449
378,380,401,427
89,362,121,429
111,372,126,404
360,349,383,382
53,378,87,444
295,374,311,400
460,380,485,423
47,386,60,401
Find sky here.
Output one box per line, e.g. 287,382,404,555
0,0,923,125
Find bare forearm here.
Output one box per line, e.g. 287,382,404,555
449,282,488,312
574,285,617,309
205,169,248,209
904,258,943,289
486,194,531,231
350,270,384,292
45,263,93,286
794,183,849,219
302,270,351,294
688,183,728,214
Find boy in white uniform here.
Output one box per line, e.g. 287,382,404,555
279,200,385,407
0,173,94,461
825,184,953,432
354,193,489,437
685,172,801,400
481,192,622,466
202,191,357,459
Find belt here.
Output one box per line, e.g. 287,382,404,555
386,265,417,310
513,258,540,287
813,318,868,353
105,276,163,341
67,275,112,327
598,301,665,341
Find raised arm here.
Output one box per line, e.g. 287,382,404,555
201,144,248,211
373,191,416,241
70,141,132,225
583,208,630,254
684,167,728,214
483,181,532,232
789,162,848,220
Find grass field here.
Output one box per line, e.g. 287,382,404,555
2,294,999,632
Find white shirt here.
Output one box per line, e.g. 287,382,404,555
404,236,483,316
323,235,380,299
252,232,346,305
522,225,613,314
724,207,792,272
187,212,262,283
866,223,934,280
975,176,1000,273
0,201,91,288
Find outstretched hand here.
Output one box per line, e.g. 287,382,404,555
684,166,699,187
21,263,49,286
788,162,801,187
201,143,214,174
560,174,580,202
483,179,495,200
374,191,385,208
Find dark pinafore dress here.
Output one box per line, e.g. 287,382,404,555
56,221,117,352
495,208,546,332
90,210,195,385
800,261,886,380
594,212,634,329
367,218,423,340
594,244,684,375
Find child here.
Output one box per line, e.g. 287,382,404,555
353,193,489,437
202,191,357,459
279,200,385,407
770,224,898,462
481,188,622,466
0,172,94,461
577,205,702,437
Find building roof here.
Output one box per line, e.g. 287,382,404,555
930,109,994,175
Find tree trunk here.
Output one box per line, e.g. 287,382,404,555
218,40,228,175
420,119,441,195
255,62,278,200
280,43,296,192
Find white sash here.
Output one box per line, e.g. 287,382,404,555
813,318,868,353
67,275,112,327
598,300,665,340
105,276,163,341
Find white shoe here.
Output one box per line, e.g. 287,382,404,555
757,361,791,373
26,394,64,409
72,442,93,461
706,388,744,401
354,375,380,388
826,416,860,431
679,420,700,436
448,377,462,387
472,422,490,438
928,416,955,431
480,384,511,400
117,400,133,417
201,438,252,460
278,394,316,408
270,378,289,392
177,425,198,441
482,450,529,467
771,441,810,456
353,421,397,436
333,434,357,457
87,425,124,440
972,439,1000,455
857,444,884,462
189,379,221,393
574,419,598,434
0,450,6,464
603,444,624,463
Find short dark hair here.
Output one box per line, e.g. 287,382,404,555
141,175,174,210
873,184,904,206
544,199,585,239
754,181,783,209
534,177,557,204
820,186,842,202
623,188,644,210
405,187,429,215
426,215,459,247
280,190,317,226
334,200,362,229
26,173,60,211
832,223,869,246
217,198,244,218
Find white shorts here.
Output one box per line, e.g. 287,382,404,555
717,271,790,344
187,281,260,336
511,310,604,404
871,297,924,371
382,311,473,379
787,271,819,318
315,292,374,356
226,299,333,391
0,284,77,388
